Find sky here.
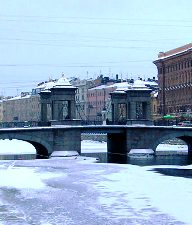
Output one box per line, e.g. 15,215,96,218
0,0,192,96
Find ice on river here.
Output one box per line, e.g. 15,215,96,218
0,159,191,224
0,139,191,224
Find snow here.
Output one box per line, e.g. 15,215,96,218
157,45,192,60
156,143,188,152
6,94,31,101
132,79,146,88
112,79,152,93
0,140,191,224
51,151,79,157
0,139,35,154
0,166,61,189
44,81,55,90
81,140,107,153
109,81,132,90
89,84,108,90
129,148,154,154
53,75,76,89
92,164,192,224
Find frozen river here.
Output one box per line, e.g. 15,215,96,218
0,140,191,224
0,157,192,225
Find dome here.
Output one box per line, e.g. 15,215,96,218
55,76,71,87
113,82,132,93
53,75,75,89
132,80,149,90
133,80,146,87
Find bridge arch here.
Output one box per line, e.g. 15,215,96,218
152,132,191,155
0,133,52,159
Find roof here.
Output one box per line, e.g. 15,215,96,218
89,82,132,91
89,84,108,90
154,43,192,61
130,80,151,91
52,75,76,89
5,94,31,101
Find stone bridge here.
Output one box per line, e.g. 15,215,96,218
1,125,192,158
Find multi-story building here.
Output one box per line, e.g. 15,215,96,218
71,78,94,120
87,79,158,123
153,43,192,116
71,74,119,121
2,74,158,124
3,92,40,122
3,78,57,123
0,100,3,122
87,84,116,122
3,75,96,123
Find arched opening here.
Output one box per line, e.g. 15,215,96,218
0,139,36,160
156,137,188,155
0,139,49,160
155,137,191,165
81,132,107,163
28,141,49,159
178,136,192,158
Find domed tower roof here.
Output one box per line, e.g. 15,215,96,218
53,74,76,89
113,82,132,93
132,79,150,90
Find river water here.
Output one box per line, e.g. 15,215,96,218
0,140,192,224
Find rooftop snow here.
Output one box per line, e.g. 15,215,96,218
155,43,192,61
52,75,76,89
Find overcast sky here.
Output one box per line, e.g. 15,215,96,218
0,0,192,96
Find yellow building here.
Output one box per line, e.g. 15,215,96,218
3,93,41,122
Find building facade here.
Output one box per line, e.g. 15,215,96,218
153,43,192,116
110,80,152,124
0,100,3,122
71,78,94,120
2,74,158,124
87,84,116,122
3,93,41,122
71,74,119,122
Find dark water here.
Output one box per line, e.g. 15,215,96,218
82,152,192,166
83,151,192,179
126,155,192,166
152,167,192,178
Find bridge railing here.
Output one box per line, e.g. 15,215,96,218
0,121,40,128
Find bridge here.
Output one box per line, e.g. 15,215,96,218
1,125,192,159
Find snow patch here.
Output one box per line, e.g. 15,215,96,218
0,139,35,154
91,164,192,224
51,151,79,157
0,167,62,189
